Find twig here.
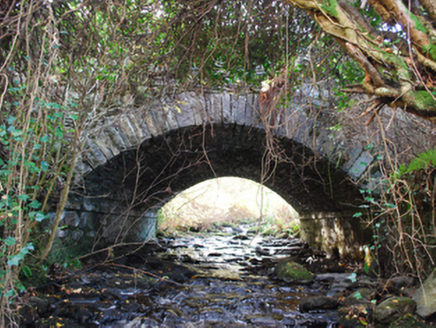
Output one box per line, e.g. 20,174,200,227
98,262,185,286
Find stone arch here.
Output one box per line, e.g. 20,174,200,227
77,90,374,181
67,121,369,258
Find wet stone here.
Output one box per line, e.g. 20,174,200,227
341,288,373,307
247,316,280,326
29,296,50,315
281,316,296,326
299,296,338,312
374,296,417,324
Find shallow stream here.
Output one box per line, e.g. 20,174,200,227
23,225,359,327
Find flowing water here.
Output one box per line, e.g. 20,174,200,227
23,225,350,327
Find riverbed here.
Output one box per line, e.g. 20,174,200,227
21,225,370,327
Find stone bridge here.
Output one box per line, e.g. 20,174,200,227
63,84,381,258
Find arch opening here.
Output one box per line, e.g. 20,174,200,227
157,177,300,235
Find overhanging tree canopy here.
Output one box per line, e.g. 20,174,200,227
286,0,436,122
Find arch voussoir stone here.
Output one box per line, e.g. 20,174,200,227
171,93,197,128
98,129,121,158
125,112,147,141
161,102,180,132
232,94,247,125
117,115,140,147
245,94,259,126
140,109,162,137
86,138,110,166
103,126,127,152
221,92,232,124
184,92,206,126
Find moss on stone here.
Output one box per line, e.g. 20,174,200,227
374,296,417,324
276,261,314,283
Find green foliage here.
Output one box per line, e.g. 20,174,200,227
7,244,34,267
363,149,436,277
347,272,357,283
403,148,436,173
0,93,71,314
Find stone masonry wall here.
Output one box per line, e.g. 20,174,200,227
56,83,436,258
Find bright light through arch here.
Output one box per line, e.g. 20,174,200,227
158,177,300,234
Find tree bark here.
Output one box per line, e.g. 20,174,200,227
284,0,436,122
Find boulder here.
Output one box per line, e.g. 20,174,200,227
390,276,416,289
414,268,436,318
342,288,373,307
374,296,416,324
299,296,338,312
29,296,49,315
276,261,314,284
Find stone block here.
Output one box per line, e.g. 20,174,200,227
194,94,207,126
134,109,153,140
213,92,224,123
414,268,436,318
347,151,373,178
283,107,302,140
293,110,312,144
93,138,113,161
117,115,140,147
159,101,179,132
141,109,161,137
105,126,127,151
203,93,216,123
127,112,148,141
55,229,68,238
151,106,170,134
61,211,80,227
221,92,232,123
79,212,96,229
101,129,122,156
174,94,196,128
228,94,237,124
71,230,84,241
64,198,82,211
245,94,258,126
341,144,363,171
359,171,382,193
137,217,157,241
86,139,108,166
233,94,247,125
75,161,92,177
316,129,337,158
